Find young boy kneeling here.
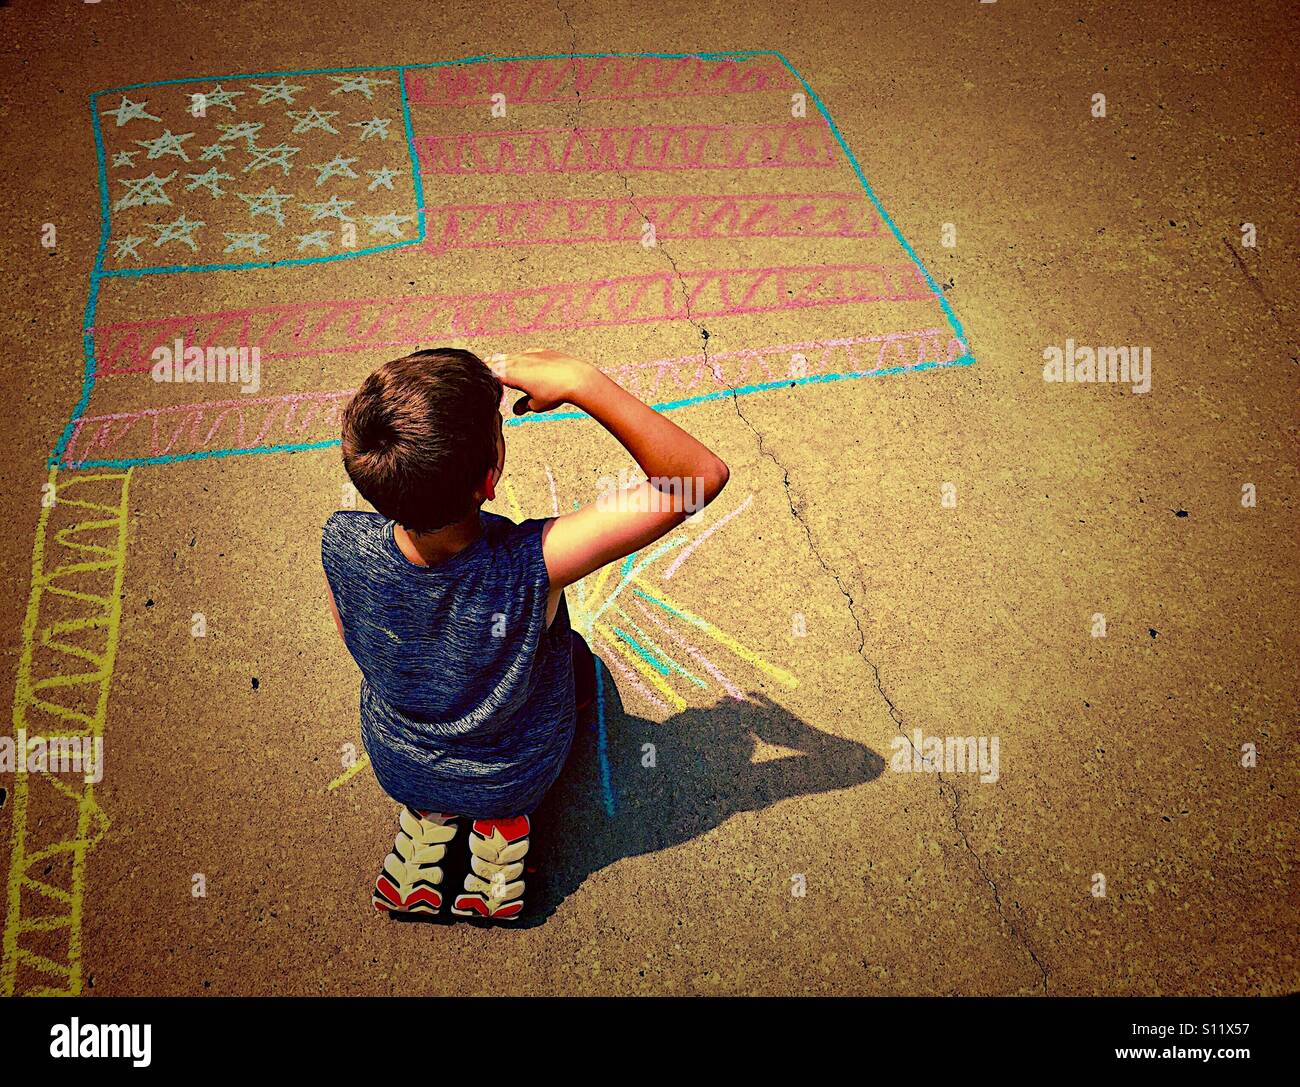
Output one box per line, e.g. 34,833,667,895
323,348,728,920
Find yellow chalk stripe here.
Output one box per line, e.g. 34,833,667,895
585,527,689,618
24,841,80,865
611,604,706,688
18,915,73,933
16,947,74,981
21,876,72,905
593,621,687,712
630,578,799,689
4,467,133,998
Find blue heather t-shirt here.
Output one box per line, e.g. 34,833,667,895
321,509,576,819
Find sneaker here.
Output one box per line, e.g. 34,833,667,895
451,815,530,920
372,808,460,915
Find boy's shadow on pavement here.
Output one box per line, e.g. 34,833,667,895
519,658,886,926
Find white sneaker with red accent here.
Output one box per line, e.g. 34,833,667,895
451,815,530,921
372,808,460,915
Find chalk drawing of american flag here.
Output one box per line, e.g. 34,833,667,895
54,52,973,470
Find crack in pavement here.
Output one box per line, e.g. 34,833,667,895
564,43,1049,991
941,776,1051,993
1223,238,1284,336
721,382,1053,994
760,421,1052,994
556,0,581,128
555,0,576,47
648,213,1049,994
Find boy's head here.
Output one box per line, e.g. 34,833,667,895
341,348,504,533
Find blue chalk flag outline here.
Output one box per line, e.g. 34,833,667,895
52,50,974,470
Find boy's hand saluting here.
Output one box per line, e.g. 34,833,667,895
490,349,594,415
487,344,729,607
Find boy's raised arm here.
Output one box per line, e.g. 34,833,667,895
494,350,729,590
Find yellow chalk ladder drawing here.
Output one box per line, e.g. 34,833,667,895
2,467,133,996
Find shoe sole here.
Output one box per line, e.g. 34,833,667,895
448,817,530,920
371,809,459,916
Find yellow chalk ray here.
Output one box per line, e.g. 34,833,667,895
631,577,799,689
501,479,525,523
327,753,371,792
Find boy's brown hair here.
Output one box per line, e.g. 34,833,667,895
341,348,503,533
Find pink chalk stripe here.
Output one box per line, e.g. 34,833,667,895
414,120,836,174
90,263,932,375
67,326,963,462
61,389,352,466
629,599,746,701
608,328,963,401
419,192,882,254
663,494,754,580
405,57,794,106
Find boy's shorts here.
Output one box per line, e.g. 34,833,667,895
571,630,596,712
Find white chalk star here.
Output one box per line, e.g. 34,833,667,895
113,171,177,210
184,167,234,197
134,128,195,162
363,211,416,238
366,166,398,191
223,231,272,256
101,95,160,127
238,185,295,226
244,143,301,175
216,121,265,148
147,213,204,251
310,154,359,185
350,116,392,141
327,74,393,100
302,195,355,222
199,142,231,161
248,79,307,105
294,229,332,251
111,150,140,169
113,234,146,261
287,107,341,135
195,84,244,111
